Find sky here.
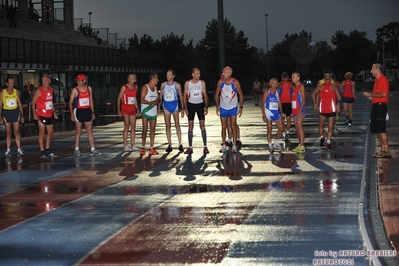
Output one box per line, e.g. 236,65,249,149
74,0,399,50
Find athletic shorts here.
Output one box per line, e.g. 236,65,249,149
39,116,54,125
370,103,387,134
187,102,205,121
342,97,355,104
281,103,292,116
121,104,137,116
74,108,92,123
2,108,20,123
163,101,178,113
220,106,238,118
320,112,336,118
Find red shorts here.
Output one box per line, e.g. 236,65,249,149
121,104,136,116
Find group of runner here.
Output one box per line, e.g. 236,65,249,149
0,63,390,159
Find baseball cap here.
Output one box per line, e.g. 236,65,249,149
281,72,289,79
323,68,332,74
75,74,87,81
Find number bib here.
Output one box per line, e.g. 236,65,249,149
222,89,232,100
127,97,136,105
269,102,278,110
292,100,297,109
79,98,90,107
6,99,17,108
45,101,53,110
164,91,174,102
191,89,202,99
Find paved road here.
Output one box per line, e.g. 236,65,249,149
0,92,396,265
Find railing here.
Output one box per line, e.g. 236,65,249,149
0,36,164,71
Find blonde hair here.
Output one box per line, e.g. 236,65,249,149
344,72,353,79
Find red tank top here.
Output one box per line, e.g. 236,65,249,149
342,80,353,98
36,86,54,118
291,83,302,115
122,84,137,105
75,86,91,109
319,83,336,114
279,81,292,103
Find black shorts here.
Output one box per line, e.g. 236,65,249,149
342,97,355,104
281,103,292,116
74,108,93,122
320,112,336,118
2,109,21,123
39,116,54,125
370,103,387,134
187,102,205,121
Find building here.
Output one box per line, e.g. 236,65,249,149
0,0,163,116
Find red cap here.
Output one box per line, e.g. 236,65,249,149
75,74,87,81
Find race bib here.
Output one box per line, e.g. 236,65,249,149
269,102,278,111
6,99,16,107
127,97,136,105
45,101,53,110
164,91,174,101
221,91,231,99
79,98,90,107
292,101,297,109
191,89,202,99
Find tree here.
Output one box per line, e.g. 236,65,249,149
331,30,376,77
376,21,399,66
196,18,257,84
269,30,314,78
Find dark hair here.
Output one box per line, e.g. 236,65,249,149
6,76,14,84
167,69,176,76
148,73,158,80
281,72,289,79
324,68,332,74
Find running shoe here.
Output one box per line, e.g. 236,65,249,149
17,149,25,157
273,142,282,151
74,148,82,157
232,145,237,153
40,151,48,158
219,145,227,153
268,145,274,153
225,140,233,147
348,119,352,126
294,145,306,153
90,149,103,156
131,146,140,151
47,150,58,157
140,147,146,155
376,151,392,158
123,146,133,152
319,137,325,147
284,131,290,140
373,150,383,157
325,141,334,149
236,139,242,147
345,116,350,124
184,147,193,154
165,145,172,153
203,147,210,154
4,150,11,158
178,144,184,153
149,148,159,155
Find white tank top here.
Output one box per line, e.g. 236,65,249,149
141,84,158,118
220,82,238,110
187,80,203,104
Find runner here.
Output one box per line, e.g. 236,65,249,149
291,72,306,153
159,69,185,153
261,78,284,153
252,78,261,106
279,72,293,139
183,68,209,155
341,72,356,125
117,73,140,152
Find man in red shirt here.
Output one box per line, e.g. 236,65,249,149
363,63,391,158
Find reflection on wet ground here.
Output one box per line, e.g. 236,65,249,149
0,94,394,265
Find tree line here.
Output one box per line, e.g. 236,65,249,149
80,19,399,94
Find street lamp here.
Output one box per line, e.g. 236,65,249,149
265,13,269,81
88,11,93,27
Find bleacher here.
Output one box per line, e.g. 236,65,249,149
0,10,112,48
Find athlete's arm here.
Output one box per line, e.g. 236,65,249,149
214,79,222,115
202,80,209,115
235,80,244,117
116,85,126,116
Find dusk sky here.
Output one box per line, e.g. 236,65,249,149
74,0,399,50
